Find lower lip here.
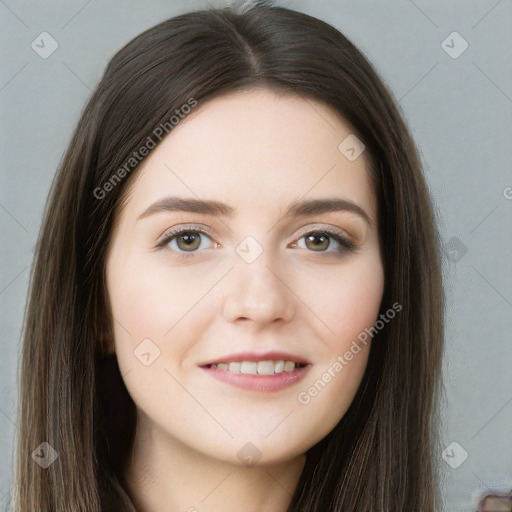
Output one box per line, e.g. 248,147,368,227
200,365,312,392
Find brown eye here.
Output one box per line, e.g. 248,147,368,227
304,233,330,251
297,230,356,254
159,229,213,254
175,232,202,251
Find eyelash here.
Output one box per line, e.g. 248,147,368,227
156,225,357,260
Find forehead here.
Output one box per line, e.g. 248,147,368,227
121,88,376,222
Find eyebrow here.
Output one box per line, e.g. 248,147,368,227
137,196,372,226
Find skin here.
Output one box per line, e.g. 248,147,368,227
105,87,384,512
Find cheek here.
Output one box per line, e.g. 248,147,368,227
292,253,384,421
109,264,172,339
295,252,384,354
106,253,168,361
107,254,217,368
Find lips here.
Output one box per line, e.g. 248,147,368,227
199,351,310,373
200,351,310,367
199,351,312,391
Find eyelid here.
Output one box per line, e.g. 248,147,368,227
295,223,353,240
156,223,215,246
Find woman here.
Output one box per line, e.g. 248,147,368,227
13,1,444,510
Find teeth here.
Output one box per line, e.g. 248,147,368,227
257,360,274,375
241,361,257,374
274,360,284,374
228,362,241,373
284,360,295,372
210,360,302,375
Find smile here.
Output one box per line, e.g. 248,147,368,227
200,351,312,392
206,360,305,375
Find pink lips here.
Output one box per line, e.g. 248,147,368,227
200,351,311,366
201,365,311,391
199,351,312,392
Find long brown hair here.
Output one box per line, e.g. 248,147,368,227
12,2,444,510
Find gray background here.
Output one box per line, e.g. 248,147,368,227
1,0,511,510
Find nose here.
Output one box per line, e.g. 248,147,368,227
221,253,296,327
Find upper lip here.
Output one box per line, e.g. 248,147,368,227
200,351,311,366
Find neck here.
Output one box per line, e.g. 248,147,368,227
122,412,306,512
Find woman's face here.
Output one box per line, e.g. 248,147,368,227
105,88,384,467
